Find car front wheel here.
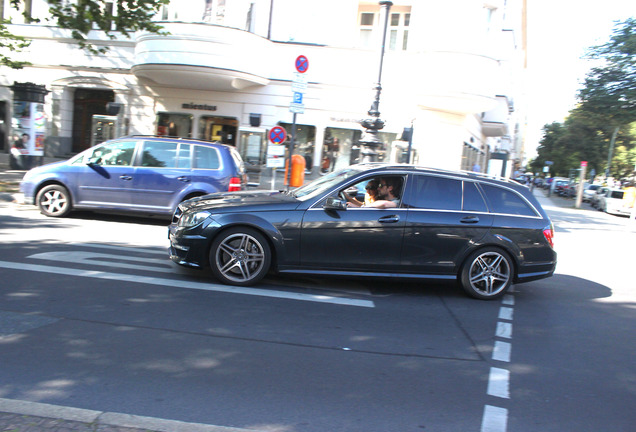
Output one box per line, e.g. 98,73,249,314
36,185,72,217
460,248,513,300
209,227,271,286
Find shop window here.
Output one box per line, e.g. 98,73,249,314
280,123,316,171
157,113,193,138
199,116,238,146
321,127,361,174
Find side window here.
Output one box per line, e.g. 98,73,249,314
194,145,221,170
88,141,136,166
463,181,488,212
481,184,537,216
177,143,192,168
408,175,461,210
140,141,178,168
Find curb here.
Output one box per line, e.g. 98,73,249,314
0,398,261,432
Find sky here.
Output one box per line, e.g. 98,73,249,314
524,0,634,156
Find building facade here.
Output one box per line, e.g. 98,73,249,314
0,0,526,180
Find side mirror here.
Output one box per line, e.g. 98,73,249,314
87,157,102,165
323,197,347,211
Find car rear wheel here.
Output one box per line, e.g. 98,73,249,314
209,227,271,286
36,185,72,217
460,248,513,300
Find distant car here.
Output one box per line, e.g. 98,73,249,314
20,136,246,218
597,189,631,216
583,184,602,202
169,164,557,300
591,187,609,209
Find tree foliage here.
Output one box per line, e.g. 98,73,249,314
1,0,168,68
531,18,636,180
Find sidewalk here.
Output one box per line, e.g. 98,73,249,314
0,398,257,432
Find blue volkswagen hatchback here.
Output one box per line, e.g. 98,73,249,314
20,136,246,218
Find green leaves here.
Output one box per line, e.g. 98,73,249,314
1,0,168,65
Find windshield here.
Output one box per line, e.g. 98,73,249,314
293,166,365,201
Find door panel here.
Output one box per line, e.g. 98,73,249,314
300,207,407,271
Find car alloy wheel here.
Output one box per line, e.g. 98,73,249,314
36,185,71,217
210,227,271,286
460,248,513,300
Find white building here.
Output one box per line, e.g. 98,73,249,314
0,0,526,180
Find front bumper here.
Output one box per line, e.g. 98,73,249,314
168,224,210,268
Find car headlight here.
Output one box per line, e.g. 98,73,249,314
178,210,211,227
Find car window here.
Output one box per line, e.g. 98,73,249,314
463,181,488,212
481,184,537,217
408,175,461,210
610,190,624,199
194,145,221,170
140,141,178,168
88,141,136,166
176,143,192,168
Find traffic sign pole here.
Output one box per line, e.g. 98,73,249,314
287,55,309,190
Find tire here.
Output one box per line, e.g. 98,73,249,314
209,227,271,286
36,185,72,217
460,247,513,300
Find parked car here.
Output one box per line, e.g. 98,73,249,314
583,184,602,202
552,178,569,195
169,164,557,300
597,189,631,216
20,136,247,218
591,186,609,209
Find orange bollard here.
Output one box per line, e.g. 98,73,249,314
285,154,306,187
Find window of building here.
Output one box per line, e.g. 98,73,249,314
198,116,238,146
157,113,193,138
321,127,361,174
358,4,411,51
280,123,316,171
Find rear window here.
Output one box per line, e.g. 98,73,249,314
481,184,538,217
194,145,221,170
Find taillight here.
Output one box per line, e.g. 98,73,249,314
543,224,554,248
228,177,242,192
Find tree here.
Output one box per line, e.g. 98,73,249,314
1,0,168,68
578,17,636,128
532,18,636,180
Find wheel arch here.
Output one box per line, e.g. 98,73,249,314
34,180,74,207
205,217,284,271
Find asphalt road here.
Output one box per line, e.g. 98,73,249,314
0,192,634,432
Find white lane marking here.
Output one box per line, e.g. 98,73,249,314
487,367,510,399
481,405,508,432
502,294,515,305
492,340,511,363
29,251,172,273
70,243,167,255
0,261,375,308
498,307,514,321
495,321,512,339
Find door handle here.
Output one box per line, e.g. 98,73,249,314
460,216,480,224
177,176,190,182
119,175,132,181
378,215,400,223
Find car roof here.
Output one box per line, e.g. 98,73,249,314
349,163,523,187
113,135,233,150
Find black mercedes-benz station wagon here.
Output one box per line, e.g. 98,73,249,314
168,164,556,300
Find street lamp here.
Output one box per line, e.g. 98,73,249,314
358,0,393,163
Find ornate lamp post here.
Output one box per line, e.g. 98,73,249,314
358,0,393,163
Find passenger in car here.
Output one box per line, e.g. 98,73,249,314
345,179,379,207
349,177,401,209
